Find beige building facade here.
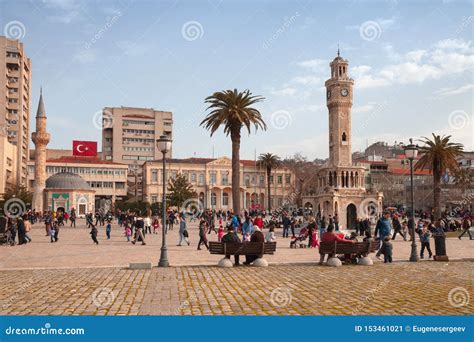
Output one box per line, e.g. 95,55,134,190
143,157,295,211
0,134,18,194
302,53,383,229
101,106,173,200
0,36,31,186
28,156,128,208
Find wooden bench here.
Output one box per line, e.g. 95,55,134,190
209,241,277,256
319,239,380,257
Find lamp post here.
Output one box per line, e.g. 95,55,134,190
404,138,419,262
157,134,172,267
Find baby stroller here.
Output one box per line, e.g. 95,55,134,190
290,226,308,248
0,217,15,246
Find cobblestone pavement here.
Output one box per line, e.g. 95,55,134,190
1,220,473,269
1,262,472,315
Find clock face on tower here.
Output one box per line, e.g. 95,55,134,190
341,88,349,97
327,90,331,99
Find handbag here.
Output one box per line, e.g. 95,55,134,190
183,230,189,238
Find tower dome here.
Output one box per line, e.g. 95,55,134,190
45,172,91,190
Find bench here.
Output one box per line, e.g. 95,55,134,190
319,239,380,266
209,241,277,267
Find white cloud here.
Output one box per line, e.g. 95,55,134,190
292,75,322,85
353,38,474,89
353,103,376,114
270,87,298,96
433,84,474,98
296,58,327,72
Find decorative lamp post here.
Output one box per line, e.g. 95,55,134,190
404,138,419,262
157,134,172,267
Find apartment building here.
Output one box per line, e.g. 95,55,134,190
0,36,31,186
101,106,173,200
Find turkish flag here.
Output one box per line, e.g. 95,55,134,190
73,141,97,156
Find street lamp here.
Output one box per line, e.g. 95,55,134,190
157,134,172,267
404,138,419,262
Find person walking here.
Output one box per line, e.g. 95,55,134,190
391,215,406,241
458,216,473,240
90,224,99,245
177,214,190,246
144,215,152,235
197,218,209,250
70,209,76,228
307,217,316,248
132,215,146,245
419,225,433,259
282,214,291,238
106,222,111,239
375,211,393,260
23,214,32,243
16,215,27,245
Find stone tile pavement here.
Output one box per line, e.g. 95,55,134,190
1,261,472,316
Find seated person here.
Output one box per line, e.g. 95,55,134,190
319,225,354,264
244,226,265,265
221,226,241,266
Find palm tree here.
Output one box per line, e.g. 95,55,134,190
258,153,280,211
201,89,266,213
415,134,463,220
453,167,472,194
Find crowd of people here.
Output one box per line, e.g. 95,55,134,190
1,205,472,266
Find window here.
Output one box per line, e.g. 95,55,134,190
211,192,217,206
151,170,158,183
270,175,274,184
222,192,229,206
191,173,196,182
260,175,265,186
210,172,216,185
221,172,229,185
342,132,347,142
285,175,291,184
199,173,205,185
151,195,158,203
277,175,282,184
115,182,125,189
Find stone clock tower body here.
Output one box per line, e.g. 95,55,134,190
301,53,383,230
326,55,353,167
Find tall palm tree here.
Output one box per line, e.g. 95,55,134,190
415,134,463,220
201,89,266,213
258,153,280,211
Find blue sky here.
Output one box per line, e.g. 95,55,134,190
2,0,473,159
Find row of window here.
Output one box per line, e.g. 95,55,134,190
123,137,154,143
88,181,125,189
122,128,154,134
123,120,154,126
124,146,154,152
28,166,127,175
122,155,154,161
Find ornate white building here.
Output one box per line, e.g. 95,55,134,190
302,52,383,229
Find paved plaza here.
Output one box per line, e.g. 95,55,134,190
0,220,473,316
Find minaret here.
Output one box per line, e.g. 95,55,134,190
31,89,50,212
325,51,354,167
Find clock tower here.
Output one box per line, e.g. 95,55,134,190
325,50,354,167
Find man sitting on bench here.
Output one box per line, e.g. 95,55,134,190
222,226,241,266
243,226,265,265
319,225,354,265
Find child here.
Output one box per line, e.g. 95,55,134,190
217,225,224,242
381,236,393,263
50,226,56,243
153,218,160,234
311,229,320,248
90,225,99,245
125,226,132,242
106,222,111,239
265,226,276,242
419,226,433,259
243,232,251,242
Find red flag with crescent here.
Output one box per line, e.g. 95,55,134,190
72,141,97,156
